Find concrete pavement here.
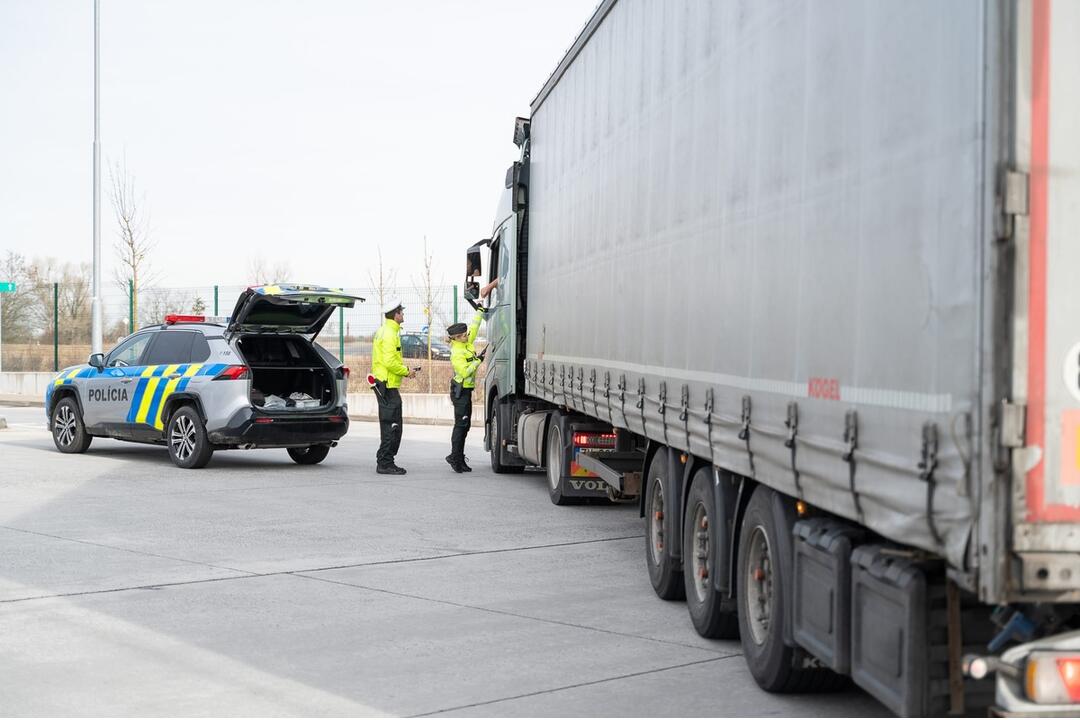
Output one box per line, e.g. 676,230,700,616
0,404,888,716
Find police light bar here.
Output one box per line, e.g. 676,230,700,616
164,314,230,325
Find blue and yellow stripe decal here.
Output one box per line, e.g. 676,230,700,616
121,363,228,429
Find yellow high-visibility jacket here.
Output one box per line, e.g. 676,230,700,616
372,318,409,389
451,311,486,389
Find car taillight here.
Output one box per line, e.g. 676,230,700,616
213,365,249,380
572,432,616,448
337,366,350,380
253,417,274,424
328,415,346,423
1026,652,1080,704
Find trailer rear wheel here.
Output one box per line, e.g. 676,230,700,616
683,472,739,638
645,449,685,600
737,486,842,692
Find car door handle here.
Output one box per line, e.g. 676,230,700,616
120,378,135,384
166,374,182,379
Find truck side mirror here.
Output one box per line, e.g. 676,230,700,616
467,247,483,279
88,353,105,370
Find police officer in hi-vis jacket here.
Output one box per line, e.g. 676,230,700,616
371,298,415,474
445,279,499,473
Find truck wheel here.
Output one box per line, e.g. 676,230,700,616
645,449,685,600
684,472,739,638
737,486,840,692
489,404,523,475
546,424,572,505
51,396,92,453
167,406,214,469
288,445,330,465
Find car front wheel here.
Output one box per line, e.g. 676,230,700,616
51,397,92,453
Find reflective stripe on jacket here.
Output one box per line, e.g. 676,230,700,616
372,318,408,389
451,311,485,389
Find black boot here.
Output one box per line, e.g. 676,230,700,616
459,456,472,472
445,454,465,473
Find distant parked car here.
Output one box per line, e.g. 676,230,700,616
400,332,451,360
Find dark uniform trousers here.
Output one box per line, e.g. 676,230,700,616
375,382,403,467
450,384,472,462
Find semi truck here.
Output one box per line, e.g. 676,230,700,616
463,0,1080,716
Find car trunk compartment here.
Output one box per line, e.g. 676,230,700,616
236,334,335,411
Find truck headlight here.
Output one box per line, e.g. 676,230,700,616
1026,652,1080,704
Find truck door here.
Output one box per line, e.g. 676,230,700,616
487,218,517,397
1010,0,1080,595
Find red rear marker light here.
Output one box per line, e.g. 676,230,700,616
1060,658,1080,702
213,365,250,381
338,366,350,380
1026,652,1080,704
165,314,205,325
328,415,346,423
253,417,274,424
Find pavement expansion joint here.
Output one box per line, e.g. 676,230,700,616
292,571,733,656
410,656,741,717
0,524,253,575
0,534,643,605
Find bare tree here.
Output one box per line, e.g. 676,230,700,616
0,252,34,344
139,288,187,328
366,244,398,315
247,256,293,285
109,159,155,332
411,237,442,393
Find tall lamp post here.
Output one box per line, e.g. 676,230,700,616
90,0,103,355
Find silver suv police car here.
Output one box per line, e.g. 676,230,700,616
46,284,361,469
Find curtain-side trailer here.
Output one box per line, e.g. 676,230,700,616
463,1,1080,715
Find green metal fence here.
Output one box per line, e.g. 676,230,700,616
0,282,478,393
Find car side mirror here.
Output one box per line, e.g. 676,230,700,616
88,353,105,370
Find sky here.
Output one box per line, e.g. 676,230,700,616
0,0,598,293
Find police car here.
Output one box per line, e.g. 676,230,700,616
46,284,362,468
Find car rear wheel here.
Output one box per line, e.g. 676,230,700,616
288,445,330,465
51,397,92,453
167,406,213,469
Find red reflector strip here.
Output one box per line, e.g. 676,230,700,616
165,314,205,324
1058,658,1080,702
328,416,346,423
253,417,274,424
572,432,617,448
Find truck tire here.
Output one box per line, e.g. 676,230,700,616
684,472,739,638
167,406,214,469
645,449,685,600
51,396,92,453
288,445,330,465
489,403,523,475
546,423,573,505
737,486,842,692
